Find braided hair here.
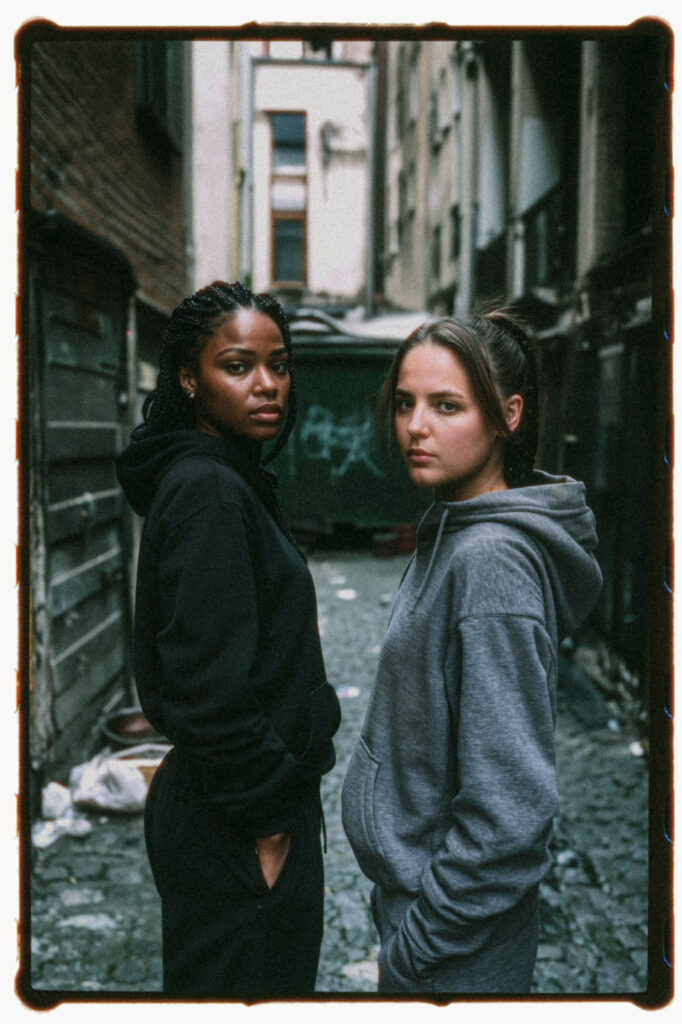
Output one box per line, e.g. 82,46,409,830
142,281,296,464
380,309,540,487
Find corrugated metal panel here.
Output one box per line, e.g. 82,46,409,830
31,226,135,773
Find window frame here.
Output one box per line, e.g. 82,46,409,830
267,110,308,287
271,211,308,287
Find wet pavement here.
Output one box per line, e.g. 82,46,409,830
25,550,651,1002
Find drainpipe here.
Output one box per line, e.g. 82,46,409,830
364,54,377,319
183,41,195,293
241,44,254,286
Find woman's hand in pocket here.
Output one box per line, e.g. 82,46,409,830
255,831,291,888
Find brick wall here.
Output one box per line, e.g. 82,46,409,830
28,38,188,312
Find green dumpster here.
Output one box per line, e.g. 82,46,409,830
270,308,432,534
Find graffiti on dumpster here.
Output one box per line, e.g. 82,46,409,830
297,403,385,478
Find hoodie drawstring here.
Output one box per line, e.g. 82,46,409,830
319,791,327,853
411,506,449,613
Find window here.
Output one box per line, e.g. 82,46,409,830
269,112,307,285
398,169,407,229
135,40,185,153
406,163,416,214
431,225,442,281
450,205,461,260
273,218,305,282
451,50,463,118
428,91,439,150
409,47,419,123
271,113,306,169
395,48,406,142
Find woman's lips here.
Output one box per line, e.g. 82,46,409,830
407,448,435,464
251,404,282,423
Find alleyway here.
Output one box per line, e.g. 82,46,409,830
26,550,649,1001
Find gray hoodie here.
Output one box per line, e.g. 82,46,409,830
341,471,603,991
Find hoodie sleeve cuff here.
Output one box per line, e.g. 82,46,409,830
378,926,422,992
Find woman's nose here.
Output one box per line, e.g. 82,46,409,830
254,366,277,393
408,407,428,437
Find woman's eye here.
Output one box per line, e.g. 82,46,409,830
438,401,458,413
395,397,411,412
272,361,290,375
225,362,247,374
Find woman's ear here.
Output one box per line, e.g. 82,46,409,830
504,394,524,434
178,366,197,401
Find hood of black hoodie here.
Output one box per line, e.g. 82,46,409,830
116,426,268,518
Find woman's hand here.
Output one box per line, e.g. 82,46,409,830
255,831,291,888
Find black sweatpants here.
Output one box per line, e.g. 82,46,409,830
144,749,325,998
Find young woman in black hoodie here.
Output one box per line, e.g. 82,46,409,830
116,281,340,997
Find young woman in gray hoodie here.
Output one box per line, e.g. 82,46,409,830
341,312,603,994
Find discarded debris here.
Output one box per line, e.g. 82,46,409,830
32,809,93,849
336,686,361,699
70,744,169,813
34,743,171,849
41,781,72,820
336,589,358,601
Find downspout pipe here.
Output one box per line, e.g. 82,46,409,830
364,53,377,319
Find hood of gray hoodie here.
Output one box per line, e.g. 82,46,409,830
412,470,602,638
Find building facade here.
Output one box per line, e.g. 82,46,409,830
377,28,670,696
249,39,372,308
190,39,253,290
24,29,193,791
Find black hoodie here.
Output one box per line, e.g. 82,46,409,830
116,427,340,837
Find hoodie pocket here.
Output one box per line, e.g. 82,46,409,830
341,738,389,882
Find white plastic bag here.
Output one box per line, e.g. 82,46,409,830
32,808,93,848
69,744,168,814
41,781,72,820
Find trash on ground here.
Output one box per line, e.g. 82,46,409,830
41,781,72,820
628,740,646,758
69,743,170,814
336,589,357,601
336,686,361,699
113,743,171,786
32,808,93,849
32,744,171,848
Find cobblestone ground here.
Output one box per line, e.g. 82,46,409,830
26,550,651,1001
